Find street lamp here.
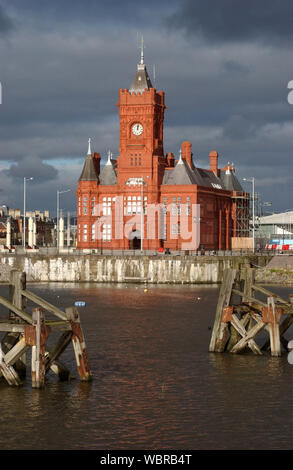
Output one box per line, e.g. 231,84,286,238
256,201,272,242
23,177,34,248
97,215,103,254
140,176,149,253
57,189,71,250
243,177,255,253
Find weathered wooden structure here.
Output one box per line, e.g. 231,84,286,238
0,270,92,387
209,267,293,357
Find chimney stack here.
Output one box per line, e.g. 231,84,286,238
93,152,101,175
166,152,175,167
181,141,193,167
209,150,218,175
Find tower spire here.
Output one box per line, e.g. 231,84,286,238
178,148,183,165
140,36,144,65
106,149,112,166
129,36,153,94
87,137,92,155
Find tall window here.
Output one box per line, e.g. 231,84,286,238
103,197,112,216
83,196,88,215
162,197,167,218
186,196,191,215
91,223,96,241
172,196,177,216
125,196,145,215
91,197,95,215
102,224,112,241
83,224,88,241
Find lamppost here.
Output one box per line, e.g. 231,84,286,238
97,216,103,254
57,189,71,250
259,201,272,241
23,177,34,248
140,176,148,253
243,177,255,253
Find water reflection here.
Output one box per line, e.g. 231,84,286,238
0,283,293,449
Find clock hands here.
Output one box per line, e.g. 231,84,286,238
132,123,143,135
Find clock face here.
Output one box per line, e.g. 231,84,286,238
132,123,143,136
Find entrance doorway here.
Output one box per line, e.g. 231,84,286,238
129,229,141,250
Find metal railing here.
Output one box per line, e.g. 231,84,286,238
0,247,273,257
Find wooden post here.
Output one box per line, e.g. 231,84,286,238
226,269,252,352
66,307,92,381
0,271,92,387
267,296,281,357
1,271,27,379
242,267,255,333
262,293,293,352
209,268,236,352
27,308,50,388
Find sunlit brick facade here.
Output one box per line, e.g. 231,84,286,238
76,48,249,251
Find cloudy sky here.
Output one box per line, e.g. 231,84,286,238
0,0,292,216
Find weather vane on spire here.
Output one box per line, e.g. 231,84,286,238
140,36,144,65
106,149,112,165
87,137,92,155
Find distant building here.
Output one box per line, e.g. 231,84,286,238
256,211,293,250
76,46,249,251
0,207,54,246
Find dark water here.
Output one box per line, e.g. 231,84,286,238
1,282,293,450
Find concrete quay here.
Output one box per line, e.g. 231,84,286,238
0,253,271,284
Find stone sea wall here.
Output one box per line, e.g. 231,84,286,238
255,255,293,285
0,254,270,284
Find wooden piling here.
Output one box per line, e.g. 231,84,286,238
209,268,236,352
266,296,281,357
209,267,293,358
0,270,92,388
66,307,92,382
26,308,50,388
1,271,27,379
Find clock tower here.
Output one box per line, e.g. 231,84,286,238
116,41,167,189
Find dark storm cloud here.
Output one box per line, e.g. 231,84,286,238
6,0,176,28
0,0,292,214
168,0,293,44
5,155,58,182
0,4,13,35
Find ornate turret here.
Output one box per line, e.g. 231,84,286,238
79,138,99,182
99,150,117,185
129,37,153,94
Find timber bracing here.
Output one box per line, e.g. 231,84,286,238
0,270,92,388
209,267,293,357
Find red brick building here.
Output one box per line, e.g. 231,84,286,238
76,48,249,251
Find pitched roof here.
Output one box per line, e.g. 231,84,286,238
219,169,244,191
79,154,99,182
129,62,153,94
99,160,117,185
163,159,205,185
162,160,244,192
